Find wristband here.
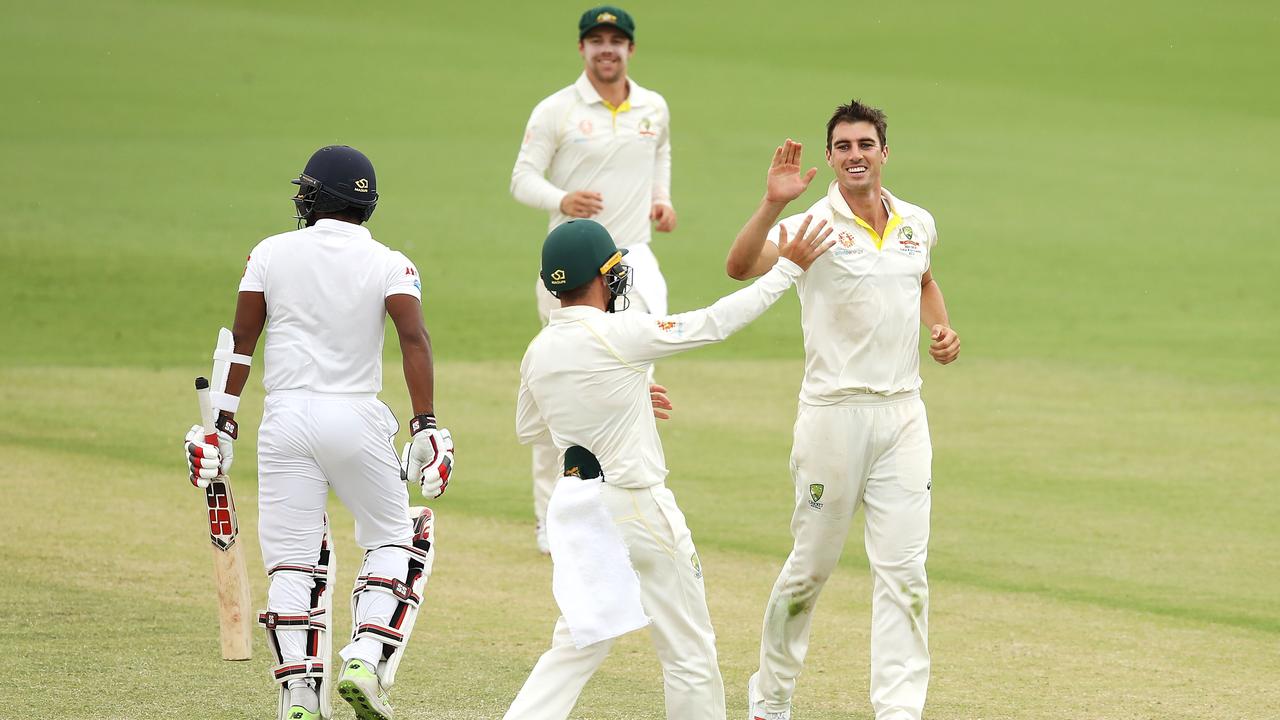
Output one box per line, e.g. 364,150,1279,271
215,413,239,440
409,413,436,436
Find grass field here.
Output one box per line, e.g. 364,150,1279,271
2,1,1278,718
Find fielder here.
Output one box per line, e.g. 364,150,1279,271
506,213,833,720
183,145,455,720
511,5,675,553
724,101,961,720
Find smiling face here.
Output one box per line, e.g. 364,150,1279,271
826,120,889,193
579,27,633,84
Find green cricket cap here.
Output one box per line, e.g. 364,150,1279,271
541,219,628,294
578,5,635,40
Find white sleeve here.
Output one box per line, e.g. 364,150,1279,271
515,354,550,445
613,258,803,364
385,251,422,299
511,98,569,212
238,239,270,292
652,100,672,206
764,214,806,247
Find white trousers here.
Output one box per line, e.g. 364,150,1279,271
530,243,667,523
257,392,415,666
755,393,932,720
504,483,725,720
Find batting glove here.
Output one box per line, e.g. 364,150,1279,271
400,414,454,499
184,424,234,488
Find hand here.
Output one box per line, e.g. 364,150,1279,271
929,325,960,365
184,424,234,488
401,426,455,499
650,383,673,420
766,139,818,204
776,215,835,271
651,203,677,232
560,190,604,218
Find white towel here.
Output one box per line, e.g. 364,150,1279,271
546,476,649,648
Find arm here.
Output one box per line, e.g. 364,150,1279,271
218,291,266,424
619,217,833,365
650,105,677,232
921,269,959,364
515,369,551,445
386,294,435,415
726,139,818,280
510,101,570,213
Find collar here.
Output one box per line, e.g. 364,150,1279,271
548,304,607,324
312,218,372,239
573,72,650,109
825,181,902,248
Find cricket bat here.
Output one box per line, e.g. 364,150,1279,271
195,376,253,660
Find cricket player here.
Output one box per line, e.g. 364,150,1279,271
724,101,961,720
511,5,675,553
506,212,833,720
183,145,455,720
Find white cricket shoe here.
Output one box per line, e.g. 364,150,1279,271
535,519,550,555
747,672,791,720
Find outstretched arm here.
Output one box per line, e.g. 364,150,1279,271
726,139,818,280
387,294,435,415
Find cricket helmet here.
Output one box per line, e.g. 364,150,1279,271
541,219,632,310
291,145,378,227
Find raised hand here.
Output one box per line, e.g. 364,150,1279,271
766,139,819,204
776,215,835,271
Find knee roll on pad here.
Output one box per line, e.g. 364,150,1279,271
349,506,436,689
260,518,337,719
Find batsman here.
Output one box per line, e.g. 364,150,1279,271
183,145,455,720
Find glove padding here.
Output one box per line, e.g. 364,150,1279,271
401,427,454,499
184,424,234,488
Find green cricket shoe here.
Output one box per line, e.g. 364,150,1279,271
285,707,319,720
337,659,393,720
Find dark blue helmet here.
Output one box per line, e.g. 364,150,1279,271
291,145,378,227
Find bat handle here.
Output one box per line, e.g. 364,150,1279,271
194,377,219,487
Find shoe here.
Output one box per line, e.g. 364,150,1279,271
337,658,393,720
747,672,791,720
535,520,550,555
285,707,319,720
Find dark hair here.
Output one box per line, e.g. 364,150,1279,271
826,99,887,150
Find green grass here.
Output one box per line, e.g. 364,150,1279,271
2,0,1278,718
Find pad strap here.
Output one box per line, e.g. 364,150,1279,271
354,575,422,607
270,658,326,684
258,610,328,633
352,623,406,648
211,392,241,414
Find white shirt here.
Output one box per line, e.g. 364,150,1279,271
511,72,672,249
516,260,802,488
239,219,421,395
768,182,939,404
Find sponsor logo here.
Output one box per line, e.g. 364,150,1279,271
898,238,922,257
354,178,370,193
522,128,533,146
691,553,702,579
598,11,617,22
808,483,824,509
551,269,567,285
927,480,932,491
404,266,417,276
656,320,677,332
579,118,594,137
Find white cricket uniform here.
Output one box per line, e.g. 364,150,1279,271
505,259,804,720
240,218,421,670
511,72,673,530
752,182,939,720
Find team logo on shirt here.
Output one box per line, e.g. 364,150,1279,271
690,553,702,579
638,117,658,137
808,483,824,509
656,319,683,337
578,118,594,137
899,225,914,240
354,178,370,193
837,231,855,248
551,269,567,285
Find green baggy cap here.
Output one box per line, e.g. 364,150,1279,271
578,5,635,40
